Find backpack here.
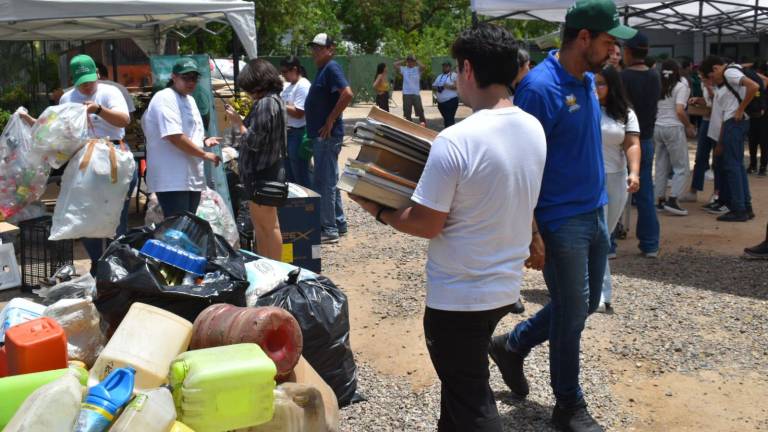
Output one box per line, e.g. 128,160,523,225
723,65,767,117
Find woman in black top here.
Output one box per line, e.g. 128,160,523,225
225,59,287,260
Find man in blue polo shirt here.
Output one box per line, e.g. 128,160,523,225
489,1,636,431
305,32,354,244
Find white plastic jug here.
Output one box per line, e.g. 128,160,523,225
110,387,177,432
89,303,193,391
238,383,329,432
3,370,84,432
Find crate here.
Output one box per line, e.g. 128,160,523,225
19,216,73,291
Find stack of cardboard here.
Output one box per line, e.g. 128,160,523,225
339,107,437,209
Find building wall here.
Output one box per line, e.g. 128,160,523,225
643,29,762,64
642,29,696,60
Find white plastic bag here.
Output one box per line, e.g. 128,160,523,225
0,108,50,220
244,255,319,306
31,103,89,168
49,139,136,240
144,193,164,227
197,188,239,249
43,298,106,367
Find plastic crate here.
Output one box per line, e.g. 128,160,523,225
19,216,73,291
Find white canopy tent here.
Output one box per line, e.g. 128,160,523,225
472,0,768,36
0,0,258,57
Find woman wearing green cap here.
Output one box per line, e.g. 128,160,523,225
142,57,221,217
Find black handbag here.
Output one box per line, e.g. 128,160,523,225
247,94,289,207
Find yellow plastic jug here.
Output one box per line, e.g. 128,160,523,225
169,343,276,432
89,303,192,391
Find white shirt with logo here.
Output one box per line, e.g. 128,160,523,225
280,77,311,128
400,66,421,95
142,88,206,193
411,106,546,312
59,83,129,140
432,72,458,103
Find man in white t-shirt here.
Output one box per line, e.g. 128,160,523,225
394,55,427,126
700,55,759,222
432,61,459,128
351,24,546,431
58,54,133,275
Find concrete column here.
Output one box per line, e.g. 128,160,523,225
694,32,705,63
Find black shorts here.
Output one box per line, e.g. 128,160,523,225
241,159,287,207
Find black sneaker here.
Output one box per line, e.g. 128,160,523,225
702,200,720,210
488,334,529,398
321,233,340,244
744,241,768,259
717,211,749,222
746,207,755,220
706,203,730,215
759,169,767,177
338,227,349,237
552,403,604,432
663,198,688,216
510,299,525,314
747,166,757,174
656,199,666,211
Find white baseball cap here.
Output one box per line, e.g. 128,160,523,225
308,33,335,47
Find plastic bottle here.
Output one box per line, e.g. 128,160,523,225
237,383,328,432
0,365,88,428
0,298,46,344
4,316,68,375
74,367,136,432
3,369,84,432
109,387,177,432
89,303,192,391
169,343,277,431
190,304,303,377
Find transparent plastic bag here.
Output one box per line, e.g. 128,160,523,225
197,188,239,249
31,103,89,168
49,139,136,240
33,273,97,305
144,193,164,227
43,298,106,367
0,108,50,220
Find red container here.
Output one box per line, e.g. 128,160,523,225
5,317,67,375
190,305,302,376
0,346,7,377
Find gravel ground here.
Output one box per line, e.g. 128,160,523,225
327,194,768,431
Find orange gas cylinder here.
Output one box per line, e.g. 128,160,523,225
5,317,67,375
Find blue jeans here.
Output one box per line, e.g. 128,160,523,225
437,97,459,128
720,119,752,212
636,138,660,253
506,210,609,408
691,120,716,191
83,167,138,273
312,136,347,236
285,127,311,188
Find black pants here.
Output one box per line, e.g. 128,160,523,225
375,92,390,112
424,304,514,432
437,97,460,128
749,115,767,170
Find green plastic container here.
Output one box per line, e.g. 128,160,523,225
0,365,88,428
169,343,277,431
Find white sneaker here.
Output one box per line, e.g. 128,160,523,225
678,191,697,203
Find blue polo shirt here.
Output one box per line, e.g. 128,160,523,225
305,60,349,138
515,50,607,232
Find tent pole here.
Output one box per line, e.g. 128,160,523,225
29,41,36,108
110,40,118,82
232,35,240,96
624,5,629,25
717,26,722,56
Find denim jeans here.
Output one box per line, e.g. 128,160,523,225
691,120,716,191
285,127,311,188
506,209,609,408
83,167,139,273
156,190,202,218
312,136,347,236
720,119,752,212
636,138,660,253
437,97,459,128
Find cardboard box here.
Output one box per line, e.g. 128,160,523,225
278,185,321,273
0,222,20,246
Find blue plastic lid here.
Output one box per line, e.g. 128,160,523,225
85,367,136,415
140,239,207,276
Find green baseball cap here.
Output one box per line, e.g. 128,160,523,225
70,55,98,87
172,57,200,75
565,0,637,40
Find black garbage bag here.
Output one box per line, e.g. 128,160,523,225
94,213,248,330
256,270,359,407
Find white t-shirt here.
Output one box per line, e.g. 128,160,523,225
601,107,640,174
63,80,135,112
59,83,129,140
141,88,206,193
432,72,458,103
400,66,421,95
655,80,690,127
411,106,547,312
708,65,749,141
281,77,311,128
